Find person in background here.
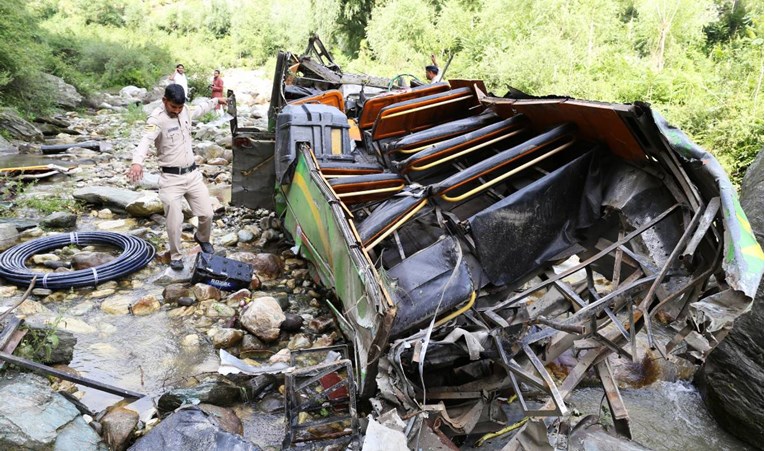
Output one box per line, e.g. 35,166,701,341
127,84,227,270
168,64,189,101
425,54,440,83
210,69,224,116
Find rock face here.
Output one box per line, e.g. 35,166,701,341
128,407,259,451
697,150,764,447
43,74,84,109
0,108,43,141
0,373,107,450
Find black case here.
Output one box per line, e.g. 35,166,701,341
191,253,253,291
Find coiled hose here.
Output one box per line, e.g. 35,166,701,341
0,232,156,289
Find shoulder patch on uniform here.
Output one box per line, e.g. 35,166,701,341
144,123,159,133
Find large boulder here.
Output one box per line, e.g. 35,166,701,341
697,150,764,447
0,108,44,142
42,74,83,110
240,296,285,342
73,186,142,210
0,373,107,450
128,407,258,451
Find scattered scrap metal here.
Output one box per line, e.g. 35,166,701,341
238,35,764,448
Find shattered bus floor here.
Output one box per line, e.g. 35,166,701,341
229,36,763,449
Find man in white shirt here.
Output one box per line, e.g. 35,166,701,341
168,64,189,101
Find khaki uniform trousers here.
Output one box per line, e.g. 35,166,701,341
159,170,213,261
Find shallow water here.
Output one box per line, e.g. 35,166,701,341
568,381,754,450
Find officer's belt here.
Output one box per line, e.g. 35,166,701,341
161,163,197,175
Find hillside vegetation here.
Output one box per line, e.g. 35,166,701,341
0,0,761,181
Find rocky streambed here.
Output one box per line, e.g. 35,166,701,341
0,71,759,451
0,71,339,450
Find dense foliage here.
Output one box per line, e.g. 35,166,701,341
0,0,761,180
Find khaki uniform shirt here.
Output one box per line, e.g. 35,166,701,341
132,98,218,168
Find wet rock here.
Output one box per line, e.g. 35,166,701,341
280,313,304,332
73,186,143,210
40,212,78,229
96,208,114,219
211,328,244,348
226,288,251,304
240,296,285,342
197,404,243,436
237,230,255,243
206,302,236,318
44,260,71,270
0,223,19,251
101,296,132,315
126,193,164,217
193,283,221,301
23,325,76,364
43,74,83,109
308,316,335,334
128,407,259,451
157,376,244,413
697,150,764,447
72,252,116,270
70,301,94,316
239,334,269,358
181,334,200,348
287,333,311,350
132,295,161,316
228,252,282,280
220,232,239,247
163,284,192,303
100,406,139,451
90,288,116,299
257,393,284,414
178,297,196,307
0,107,44,141
0,373,106,450
154,263,194,285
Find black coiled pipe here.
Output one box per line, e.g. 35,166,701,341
0,232,156,289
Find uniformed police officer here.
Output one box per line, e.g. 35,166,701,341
128,84,227,270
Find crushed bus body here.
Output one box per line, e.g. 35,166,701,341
232,36,764,447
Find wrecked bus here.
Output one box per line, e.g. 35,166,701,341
230,36,763,447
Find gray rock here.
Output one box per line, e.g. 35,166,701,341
240,296,285,342
100,406,138,451
128,407,258,451
697,150,764,447
24,325,76,364
119,86,147,99
0,373,106,450
0,218,38,232
197,404,243,436
0,107,43,142
142,100,162,115
40,211,78,229
73,186,142,210
157,376,244,414
0,223,19,251
42,74,83,109
240,334,268,359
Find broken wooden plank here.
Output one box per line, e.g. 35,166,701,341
595,359,632,439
